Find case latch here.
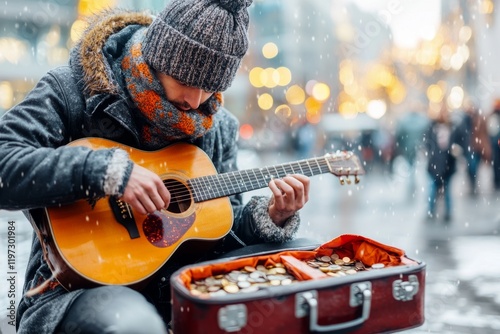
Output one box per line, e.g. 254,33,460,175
218,304,247,332
393,274,419,301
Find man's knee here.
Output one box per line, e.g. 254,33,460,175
58,286,166,334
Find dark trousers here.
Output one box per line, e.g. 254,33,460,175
492,135,500,190
56,286,167,334
428,177,452,219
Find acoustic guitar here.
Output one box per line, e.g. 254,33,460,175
33,137,364,291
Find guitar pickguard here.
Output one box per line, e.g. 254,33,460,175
143,211,196,248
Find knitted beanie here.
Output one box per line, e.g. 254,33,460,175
142,0,253,92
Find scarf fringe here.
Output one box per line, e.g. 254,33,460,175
25,273,60,297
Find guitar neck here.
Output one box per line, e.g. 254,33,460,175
189,157,331,202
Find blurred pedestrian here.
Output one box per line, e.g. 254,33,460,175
293,118,317,160
373,124,395,174
395,104,429,198
425,105,462,222
487,100,500,191
459,104,492,196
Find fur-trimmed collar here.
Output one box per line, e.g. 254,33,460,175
71,10,152,96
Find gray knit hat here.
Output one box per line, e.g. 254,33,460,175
142,0,252,92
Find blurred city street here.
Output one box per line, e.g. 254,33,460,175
2,150,500,333
242,150,500,334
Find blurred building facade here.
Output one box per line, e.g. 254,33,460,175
1,0,499,154
0,0,76,112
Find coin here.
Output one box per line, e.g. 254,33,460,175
328,264,341,272
223,284,240,293
275,267,287,274
307,261,320,268
355,261,366,270
237,274,249,282
237,281,251,289
320,256,331,263
244,266,256,272
210,289,228,297
240,285,259,293
371,263,385,269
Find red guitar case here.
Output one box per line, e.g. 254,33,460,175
170,234,425,333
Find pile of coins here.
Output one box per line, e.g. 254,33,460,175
189,263,297,297
304,253,385,277
188,255,388,297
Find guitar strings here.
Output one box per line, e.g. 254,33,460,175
160,158,338,203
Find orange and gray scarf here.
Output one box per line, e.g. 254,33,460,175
121,29,222,149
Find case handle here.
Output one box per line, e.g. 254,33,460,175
296,282,372,333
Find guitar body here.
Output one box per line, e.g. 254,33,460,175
41,138,233,290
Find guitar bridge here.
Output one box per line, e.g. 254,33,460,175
109,196,140,239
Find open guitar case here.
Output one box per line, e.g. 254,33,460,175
170,235,426,334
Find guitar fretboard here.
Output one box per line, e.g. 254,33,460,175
189,157,331,202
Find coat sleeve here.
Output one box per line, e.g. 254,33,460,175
216,112,300,250
0,68,132,210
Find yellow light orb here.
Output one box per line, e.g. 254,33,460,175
257,93,274,110
388,81,406,104
277,67,292,86
306,110,321,124
312,82,330,102
459,26,472,43
262,42,279,59
366,100,386,119
78,0,116,16
285,85,306,105
447,86,464,109
275,104,292,118
0,81,14,110
71,19,88,42
249,67,264,88
339,66,354,86
263,68,279,88
305,97,322,114
338,101,357,117
427,84,444,103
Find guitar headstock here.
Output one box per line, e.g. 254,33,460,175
324,151,365,185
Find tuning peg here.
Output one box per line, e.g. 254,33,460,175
355,176,360,184
346,177,352,185
339,177,345,185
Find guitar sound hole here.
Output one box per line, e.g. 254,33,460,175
164,179,191,214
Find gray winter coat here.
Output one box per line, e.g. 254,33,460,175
0,11,299,333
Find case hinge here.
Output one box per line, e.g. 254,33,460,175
393,274,419,301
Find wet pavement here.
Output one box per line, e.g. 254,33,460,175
262,152,500,334
1,152,500,333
